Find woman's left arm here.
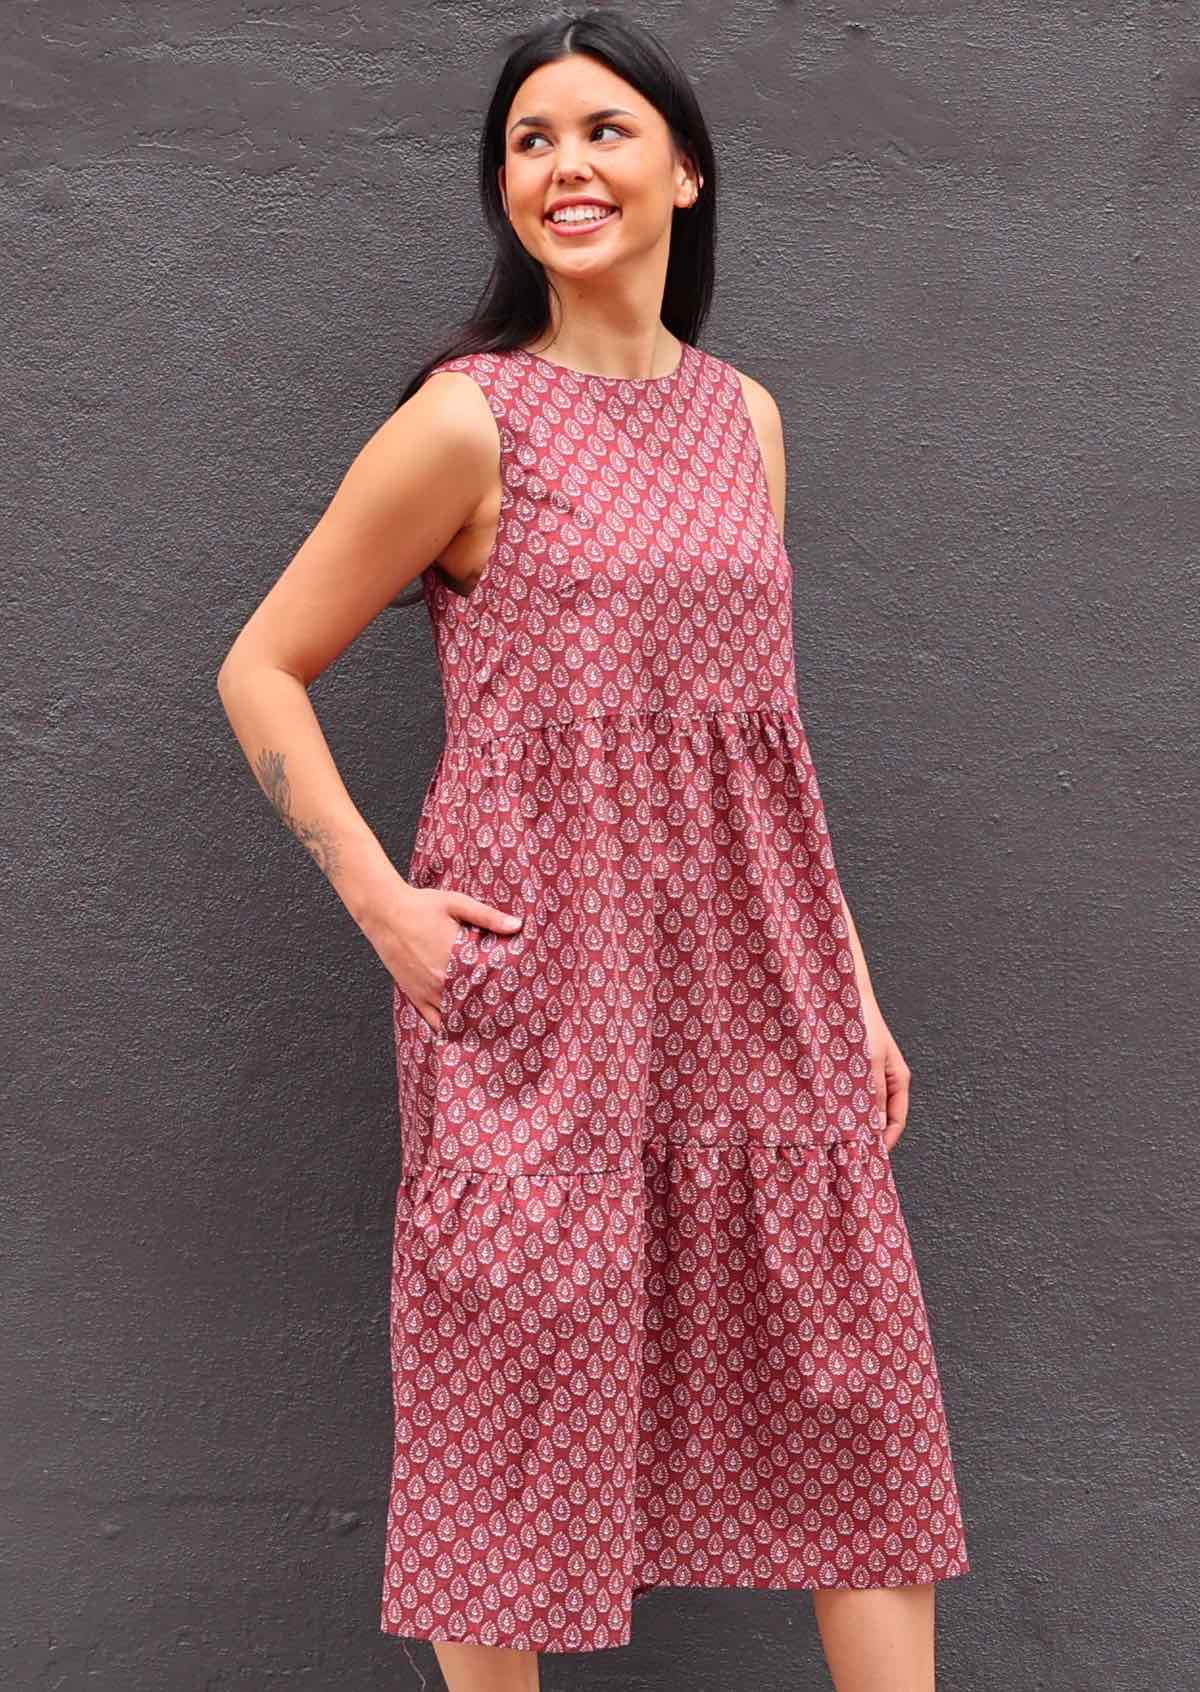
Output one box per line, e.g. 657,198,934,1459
736,368,912,1154
840,893,911,1153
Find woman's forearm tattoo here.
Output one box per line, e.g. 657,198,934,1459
252,749,341,878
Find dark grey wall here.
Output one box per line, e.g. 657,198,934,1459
5,3,1196,1688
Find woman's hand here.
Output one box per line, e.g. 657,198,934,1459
860,994,911,1153
364,878,522,1036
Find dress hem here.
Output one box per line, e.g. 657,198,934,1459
380,1557,973,1656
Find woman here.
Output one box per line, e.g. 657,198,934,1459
217,11,970,1690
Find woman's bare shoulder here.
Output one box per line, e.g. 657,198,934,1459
730,364,787,525
730,364,784,442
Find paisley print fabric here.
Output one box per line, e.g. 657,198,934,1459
380,342,970,1654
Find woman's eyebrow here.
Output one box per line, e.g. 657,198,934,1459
508,106,636,137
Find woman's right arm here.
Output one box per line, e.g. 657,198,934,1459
215,370,515,1026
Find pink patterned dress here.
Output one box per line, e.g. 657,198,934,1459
380,341,970,1654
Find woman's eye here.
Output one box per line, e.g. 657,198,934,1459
518,123,625,151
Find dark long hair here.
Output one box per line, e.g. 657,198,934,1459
388,7,718,608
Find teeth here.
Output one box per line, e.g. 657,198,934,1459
550,206,615,224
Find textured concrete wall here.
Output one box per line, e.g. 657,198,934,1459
5,3,1197,1688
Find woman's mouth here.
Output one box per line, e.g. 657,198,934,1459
544,206,621,237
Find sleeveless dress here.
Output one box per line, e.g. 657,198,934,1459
380,341,970,1655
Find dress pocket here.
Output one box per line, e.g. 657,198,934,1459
435,900,534,1047
436,921,510,1044
436,921,471,1039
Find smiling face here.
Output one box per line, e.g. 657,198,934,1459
499,54,699,280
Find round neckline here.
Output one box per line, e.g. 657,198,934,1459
515,340,690,387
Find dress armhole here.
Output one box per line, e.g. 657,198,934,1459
415,359,514,621
727,367,790,564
